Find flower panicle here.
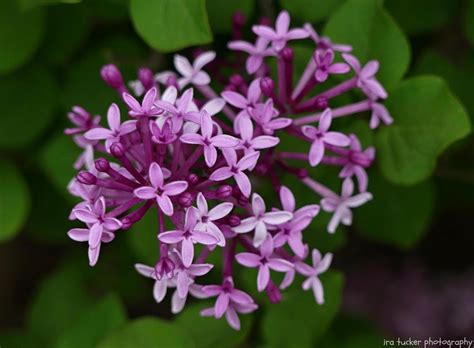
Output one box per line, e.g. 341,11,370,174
65,10,391,329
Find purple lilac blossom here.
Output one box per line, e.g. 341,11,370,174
65,10,392,329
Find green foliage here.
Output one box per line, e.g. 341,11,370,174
19,0,82,10
0,2,44,74
131,0,213,52
97,317,195,348
377,76,471,185
54,294,127,348
465,0,474,47
280,0,344,23
206,0,254,33
324,0,410,89
0,65,57,149
176,302,253,348
261,271,343,348
0,158,30,242
356,173,434,248
386,0,459,35
27,259,94,345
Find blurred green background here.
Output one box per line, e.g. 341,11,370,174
0,0,473,347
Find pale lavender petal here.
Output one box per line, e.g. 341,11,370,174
301,125,318,139
192,71,211,85
268,258,293,272
361,60,379,78
142,87,157,111
364,79,387,99
210,167,233,181
215,293,230,318
342,53,361,73
119,120,137,135
354,166,368,192
233,217,258,233
180,133,204,145
288,236,306,258
84,128,113,141
177,271,189,298
221,91,248,109
88,244,101,266
323,132,350,146
222,148,237,165
309,138,325,166
280,269,295,289
237,115,254,141
235,252,261,268
188,263,213,276
276,10,290,35
328,63,350,74
74,209,98,224
202,98,226,116
260,234,273,257
252,25,277,40
315,70,329,83
192,231,218,245
251,193,266,216
153,280,167,303
262,211,293,225
286,28,309,40
135,263,155,278
103,217,122,231
257,264,270,291
254,220,267,247
226,307,241,330
67,228,89,242
193,51,216,71
147,164,164,190
122,93,141,111
163,181,188,196
341,177,354,198
200,307,215,317
266,118,292,130
171,290,187,314
346,192,373,208
157,194,174,216
174,55,193,77
237,151,260,171
247,55,263,74
101,231,115,243
279,185,295,212
181,238,194,267
212,135,240,148
319,108,332,133
228,40,255,54
158,230,184,243
208,202,233,220
311,277,324,304
133,186,157,200
234,171,252,197
252,135,279,150
229,289,254,305
196,192,208,215
316,253,333,274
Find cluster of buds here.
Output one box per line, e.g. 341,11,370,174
65,10,391,329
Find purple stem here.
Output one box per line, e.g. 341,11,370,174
138,118,153,165
292,57,316,100
223,238,236,277
297,77,358,110
301,177,338,199
277,55,287,102
107,197,142,217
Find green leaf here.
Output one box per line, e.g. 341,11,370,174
356,173,434,248
39,4,91,64
324,0,410,89
62,36,147,114
0,2,44,74
131,0,212,52
0,65,57,149
0,330,37,348
386,0,459,36
262,271,343,348
376,76,471,185
97,317,195,348
0,158,30,242
280,0,344,23
54,294,127,348
127,207,159,264
414,50,474,121
176,302,252,348
206,0,254,33
19,0,82,10
39,132,81,199
465,0,474,47
27,259,94,346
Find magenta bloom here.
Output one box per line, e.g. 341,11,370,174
236,235,293,291
302,108,351,166
343,53,388,100
84,103,136,150
252,11,309,52
64,9,391,330
233,193,293,246
313,49,350,82
181,111,239,167
296,249,332,304
133,163,188,216
209,149,259,198
228,37,275,74
321,178,373,233
68,197,121,266
159,208,218,267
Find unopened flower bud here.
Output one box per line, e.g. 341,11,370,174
297,168,308,179
266,282,282,303
100,64,124,90
232,11,245,27
138,67,154,90
314,96,329,110
217,185,233,198
95,158,110,172
178,192,193,207
186,173,199,186
230,74,244,86
281,47,293,61
110,142,125,158
121,217,133,230
77,171,97,185
227,215,241,227
260,77,275,97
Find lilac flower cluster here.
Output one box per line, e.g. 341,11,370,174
65,11,391,329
